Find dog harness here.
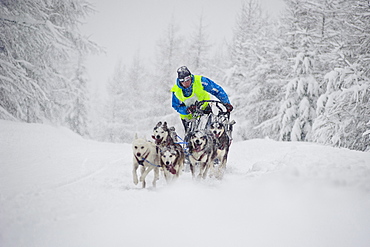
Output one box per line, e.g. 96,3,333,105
135,150,161,168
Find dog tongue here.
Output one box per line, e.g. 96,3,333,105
169,166,176,175
195,144,202,152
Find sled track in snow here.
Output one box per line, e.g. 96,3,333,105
53,158,124,190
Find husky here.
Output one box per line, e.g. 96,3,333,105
187,129,217,180
209,122,232,179
152,121,185,178
132,134,160,188
152,121,177,147
159,145,184,183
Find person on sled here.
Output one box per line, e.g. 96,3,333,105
171,66,233,133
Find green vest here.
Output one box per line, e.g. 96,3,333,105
171,75,210,119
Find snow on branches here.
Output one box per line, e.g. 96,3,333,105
312,64,370,151
280,50,319,142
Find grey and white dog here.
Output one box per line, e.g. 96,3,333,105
187,129,217,180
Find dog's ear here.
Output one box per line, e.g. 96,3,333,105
187,135,194,151
188,143,193,152
134,133,138,140
163,122,168,131
155,121,162,129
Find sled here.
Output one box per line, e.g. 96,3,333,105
184,100,235,140
181,100,236,178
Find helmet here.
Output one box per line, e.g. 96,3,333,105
177,66,191,80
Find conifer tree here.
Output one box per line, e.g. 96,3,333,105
151,19,186,125
312,65,369,151
104,61,133,143
279,36,319,141
226,0,285,140
65,55,89,137
186,13,211,72
305,0,370,151
0,0,98,124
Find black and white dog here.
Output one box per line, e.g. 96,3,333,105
187,129,217,180
152,121,184,181
159,145,184,183
209,121,232,179
152,121,178,147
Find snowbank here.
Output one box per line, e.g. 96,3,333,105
1,120,369,247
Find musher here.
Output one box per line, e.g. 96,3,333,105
171,66,233,133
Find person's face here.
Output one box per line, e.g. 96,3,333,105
180,76,192,88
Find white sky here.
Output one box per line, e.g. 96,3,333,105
81,0,285,90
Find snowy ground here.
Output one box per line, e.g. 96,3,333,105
1,120,370,247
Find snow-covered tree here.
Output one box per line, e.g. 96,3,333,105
127,52,151,120
227,0,266,139
274,0,325,141
0,0,98,124
312,65,370,151
154,17,184,82
104,60,134,143
186,13,211,72
291,0,370,151
338,0,370,78
87,86,106,142
150,19,185,122
279,35,319,141
228,0,264,84
225,0,286,140
104,52,157,143
65,55,89,137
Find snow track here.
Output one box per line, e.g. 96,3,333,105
1,121,370,247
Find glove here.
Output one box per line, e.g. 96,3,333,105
225,103,233,112
186,105,197,114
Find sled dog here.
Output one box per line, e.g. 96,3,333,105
152,121,185,177
209,122,231,179
152,121,177,146
159,145,184,183
132,134,160,188
187,129,217,179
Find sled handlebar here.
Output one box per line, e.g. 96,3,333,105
195,100,228,111
192,100,230,118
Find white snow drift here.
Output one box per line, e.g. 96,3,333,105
1,120,370,247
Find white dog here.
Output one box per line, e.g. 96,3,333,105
132,134,160,188
187,130,217,180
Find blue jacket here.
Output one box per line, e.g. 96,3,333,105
171,75,230,115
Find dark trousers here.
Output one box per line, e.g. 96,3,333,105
181,118,191,134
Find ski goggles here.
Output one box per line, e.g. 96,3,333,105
179,76,191,82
